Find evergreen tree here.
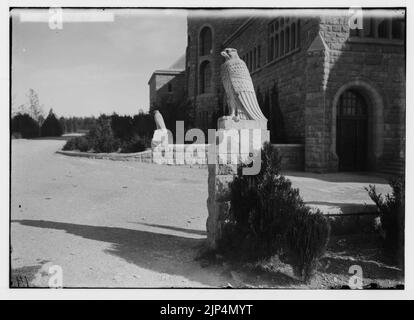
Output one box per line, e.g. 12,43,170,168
40,109,63,137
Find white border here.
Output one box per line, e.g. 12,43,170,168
1,0,412,300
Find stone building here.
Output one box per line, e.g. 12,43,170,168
148,55,186,113
151,9,406,174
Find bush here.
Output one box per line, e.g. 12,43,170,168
222,142,330,282
225,143,308,260
120,135,149,153
366,177,405,263
110,113,134,141
285,209,330,282
40,110,63,137
87,116,120,153
62,136,90,152
11,114,40,138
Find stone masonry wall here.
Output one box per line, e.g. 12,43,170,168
319,13,405,173
186,14,247,131
224,17,321,144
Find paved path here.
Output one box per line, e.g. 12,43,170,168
11,139,391,287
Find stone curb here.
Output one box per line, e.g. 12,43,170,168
56,149,153,162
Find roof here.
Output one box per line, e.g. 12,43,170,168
147,69,185,85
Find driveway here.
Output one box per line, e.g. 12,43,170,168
10,139,392,288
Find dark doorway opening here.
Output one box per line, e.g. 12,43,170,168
336,89,368,171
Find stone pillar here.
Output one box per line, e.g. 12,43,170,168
304,32,334,172
206,117,269,250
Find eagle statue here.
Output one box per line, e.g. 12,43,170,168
151,110,168,148
220,48,267,121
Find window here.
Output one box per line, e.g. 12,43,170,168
200,27,213,56
200,60,212,94
242,44,262,72
280,31,285,56
338,90,367,117
285,27,290,55
350,13,405,41
392,18,404,39
377,19,389,38
291,23,296,49
268,17,300,62
167,83,172,92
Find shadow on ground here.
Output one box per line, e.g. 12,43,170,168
132,222,207,236
12,220,403,288
11,219,303,288
12,219,228,287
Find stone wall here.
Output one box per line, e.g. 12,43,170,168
273,144,305,171
316,13,405,173
223,17,321,144
184,11,405,174
186,14,246,131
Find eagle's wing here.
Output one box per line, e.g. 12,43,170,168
221,63,234,99
226,59,267,120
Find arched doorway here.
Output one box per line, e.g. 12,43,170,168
336,89,368,171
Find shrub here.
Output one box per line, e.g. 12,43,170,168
63,136,90,152
87,116,120,153
222,142,330,282
366,177,405,263
120,135,149,153
11,114,40,138
225,143,311,259
40,110,63,137
285,209,331,282
110,113,134,141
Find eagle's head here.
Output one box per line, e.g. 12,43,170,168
221,48,239,60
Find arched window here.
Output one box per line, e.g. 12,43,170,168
200,61,212,94
338,90,367,117
200,27,213,56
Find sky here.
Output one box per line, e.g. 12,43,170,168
11,9,187,117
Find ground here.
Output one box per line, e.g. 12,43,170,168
10,139,403,288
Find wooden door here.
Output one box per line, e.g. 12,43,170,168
336,90,368,171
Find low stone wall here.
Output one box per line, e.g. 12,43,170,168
57,144,305,170
56,149,153,163
272,144,305,171
152,144,208,166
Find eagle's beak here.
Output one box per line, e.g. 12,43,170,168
221,51,229,59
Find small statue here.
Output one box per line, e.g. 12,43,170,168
220,48,267,121
151,110,169,148
154,110,166,130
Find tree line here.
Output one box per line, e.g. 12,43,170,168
11,89,155,139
